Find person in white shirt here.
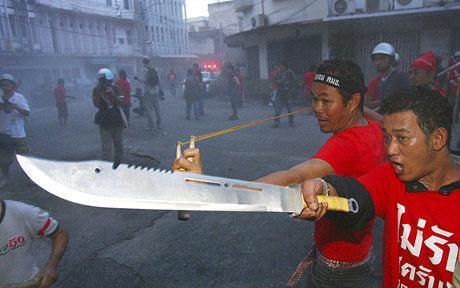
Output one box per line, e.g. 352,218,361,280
0,199,69,287
0,74,30,188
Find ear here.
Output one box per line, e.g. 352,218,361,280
431,127,448,151
347,93,362,112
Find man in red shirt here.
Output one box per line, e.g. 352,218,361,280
53,78,68,126
303,64,316,109
115,70,131,123
409,50,446,97
365,74,382,110
173,59,385,287
300,86,460,287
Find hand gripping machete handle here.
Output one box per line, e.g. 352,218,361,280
298,195,358,214
315,195,359,213
176,136,196,221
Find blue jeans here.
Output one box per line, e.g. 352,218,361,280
197,93,204,116
306,256,373,288
185,99,199,119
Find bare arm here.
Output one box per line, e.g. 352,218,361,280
256,158,335,186
38,227,69,288
172,149,336,187
12,103,29,116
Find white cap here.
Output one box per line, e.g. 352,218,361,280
0,74,16,85
97,68,114,80
372,42,395,57
454,51,460,58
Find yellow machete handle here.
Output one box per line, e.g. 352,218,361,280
302,195,356,213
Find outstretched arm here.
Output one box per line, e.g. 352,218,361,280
256,158,335,186
37,227,69,288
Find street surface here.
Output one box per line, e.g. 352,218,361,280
4,91,383,287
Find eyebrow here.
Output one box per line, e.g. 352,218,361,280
382,127,410,133
311,92,329,98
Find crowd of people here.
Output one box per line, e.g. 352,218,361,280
1,41,460,287
174,43,460,288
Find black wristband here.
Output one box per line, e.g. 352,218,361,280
322,175,376,231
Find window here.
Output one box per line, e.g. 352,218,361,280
118,37,124,44
123,0,129,9
106,0,112,6
126,30,132,45
18,16,27,37
0,16,5,37
112,28,116,43
9,15,17,37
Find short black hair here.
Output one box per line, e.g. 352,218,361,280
381,86,453,147
315,59,367,111
118,70,126,79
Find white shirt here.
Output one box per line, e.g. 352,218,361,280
0,200,58,286
0,91,30,138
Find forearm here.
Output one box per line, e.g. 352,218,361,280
257,158,335,186
15,106,29,116
256,169,303,186
45,229,69,270
322,175,375,230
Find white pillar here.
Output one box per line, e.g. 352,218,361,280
258,39,268,79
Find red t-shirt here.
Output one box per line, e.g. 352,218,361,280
313,119,385,262
115,79,131,106
358,163,460,288
54,84,66,105
367,74,383,102
303,71,315,97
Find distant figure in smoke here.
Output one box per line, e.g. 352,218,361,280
235,67,245,108
168,69,177,97
115,70,132,123
183,68,201,120
303,64,317,108
225,63,241,120
136,56,161,130
54,78,69,126
92,68,125,164
273,60,296,127
192,63,205,117
0,74,30,189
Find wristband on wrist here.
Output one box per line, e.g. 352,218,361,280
318,178,330,196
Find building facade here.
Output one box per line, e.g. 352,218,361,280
0,0,191,106
139,0,189,56
187,1,244,72
227,0,460,81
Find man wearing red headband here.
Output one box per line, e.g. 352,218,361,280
409,50,446,96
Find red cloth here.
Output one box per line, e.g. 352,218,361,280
432,84,447,97
269,69,277,90
366,74,382,102
54,84,66,105
410,50,437,73
358,163,460,288
115,79,131,106
313,119,385,262
448,59,460,96
303,71,315,97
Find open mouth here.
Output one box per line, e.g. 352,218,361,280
392,161,404,174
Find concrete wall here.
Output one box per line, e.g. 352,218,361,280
208,1,240,35
239,0,327,32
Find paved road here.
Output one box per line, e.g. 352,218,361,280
3,91,383,287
